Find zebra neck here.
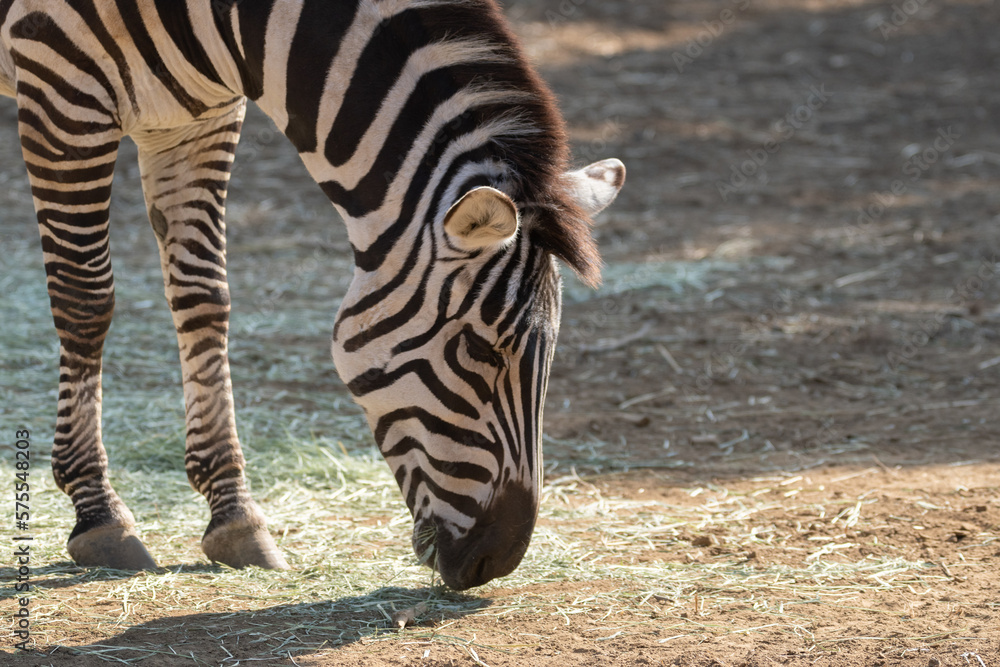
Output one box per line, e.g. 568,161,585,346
223,0,549,273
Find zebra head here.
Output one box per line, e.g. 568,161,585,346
332,158,624,589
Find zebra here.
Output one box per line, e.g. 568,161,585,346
1,0,624,590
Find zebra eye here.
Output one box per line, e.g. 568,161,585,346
463,329,501,366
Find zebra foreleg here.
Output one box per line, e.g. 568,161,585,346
18,100,157,570
135,103,288,570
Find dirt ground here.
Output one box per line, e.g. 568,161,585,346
530,0,1000,661
4,0,1000,664
529,0,1000,662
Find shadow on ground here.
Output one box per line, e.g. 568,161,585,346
6,585,488,665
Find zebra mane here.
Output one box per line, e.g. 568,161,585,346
235,0,602,286
452,0,603,287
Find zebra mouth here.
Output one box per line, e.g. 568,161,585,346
411,496,535,590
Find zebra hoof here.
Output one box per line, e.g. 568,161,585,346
202,518,289,570
67,524,159,571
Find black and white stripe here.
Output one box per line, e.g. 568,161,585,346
1,0,624,588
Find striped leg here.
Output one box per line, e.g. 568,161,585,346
134,102,288,570
18,98,157,570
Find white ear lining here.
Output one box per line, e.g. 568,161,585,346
564,158,626,217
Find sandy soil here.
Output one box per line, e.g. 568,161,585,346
3,0,1000,664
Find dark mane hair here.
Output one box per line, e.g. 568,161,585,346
450,0,603,287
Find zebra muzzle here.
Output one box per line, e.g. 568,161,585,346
412,486,537,590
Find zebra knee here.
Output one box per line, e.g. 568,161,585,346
50,288,116,358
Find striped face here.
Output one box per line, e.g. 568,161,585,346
332,162,624,589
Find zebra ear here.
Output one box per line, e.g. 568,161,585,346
563,158,626,217
443,186,520,250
